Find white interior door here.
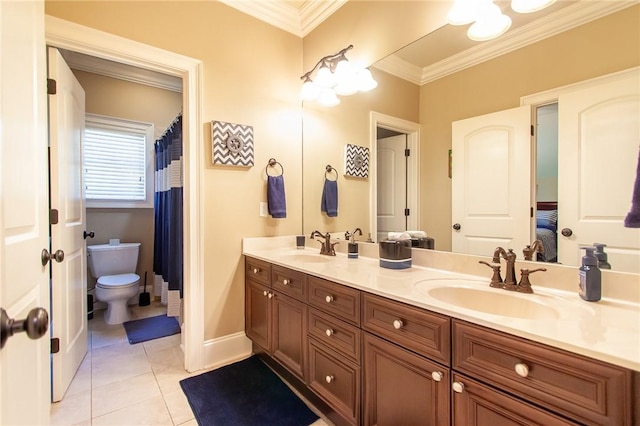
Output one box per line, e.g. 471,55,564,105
377,135,406,242
48,47,88,402
0,1,51,424
557,69,640,273
452,106,532,256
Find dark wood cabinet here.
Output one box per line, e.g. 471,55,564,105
451,373,578,426
245,278,271,351
363,332,450,426
272,291,307,380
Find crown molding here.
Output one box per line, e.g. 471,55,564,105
376,0,638,86
219,0,346,37
373,54,423,85
61,50,183,92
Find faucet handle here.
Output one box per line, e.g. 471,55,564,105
517,268,547,293
479,261,503,288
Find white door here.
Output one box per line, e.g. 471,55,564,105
557,70,640,273
452,106,532,256
48,47,88,402
0,1,51,424
377,135,406,242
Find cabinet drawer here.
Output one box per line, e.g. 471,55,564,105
308,338,360,426
272,265,307,302
308,277,360,326
453,320,632,426
245,257,271,286
362,292,450,365
308,308,361,364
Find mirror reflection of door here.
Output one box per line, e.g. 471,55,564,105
377,129,407,243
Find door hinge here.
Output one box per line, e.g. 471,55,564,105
405,148,410,157
530,207,534,218
51,338,60,354
50,209,59,225
530,125,534,136
47,78,57,95
404,208,410,216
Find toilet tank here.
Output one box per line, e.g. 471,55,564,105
87,243,141,278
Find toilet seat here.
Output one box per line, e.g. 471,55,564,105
96,273,140,288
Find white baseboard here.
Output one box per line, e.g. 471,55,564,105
203,332,253,370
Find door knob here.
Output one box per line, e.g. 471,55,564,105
453,223,461,231
1,307,49,349
561,228,573,237
83,230,95,239
41,248,64,266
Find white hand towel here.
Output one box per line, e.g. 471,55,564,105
387,232,411,241
406,230,427,238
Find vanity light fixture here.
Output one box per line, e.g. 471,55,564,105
447,0,556,41
300,45,378,107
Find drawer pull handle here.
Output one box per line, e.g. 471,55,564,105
515,363,529,378
267,292,274,299
263,290,268,297
325,295,334,303
431,371,443,382
325,328,334,337
452,382,465,393
393,319,404,330
282,279,289,286
325,375,334,384
252,268,259,274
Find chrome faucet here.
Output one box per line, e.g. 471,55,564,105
344,227,363,243
492,247,517,286
523,240,544,261
310,231,338,256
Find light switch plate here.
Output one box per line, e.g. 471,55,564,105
259,202,268,217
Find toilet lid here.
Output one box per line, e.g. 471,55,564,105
96,273,140,288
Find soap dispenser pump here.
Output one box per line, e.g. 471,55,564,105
578,247,601,302
593,243,611,269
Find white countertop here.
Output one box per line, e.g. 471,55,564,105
243,237,640,372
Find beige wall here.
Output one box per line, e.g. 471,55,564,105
302,68,419,237
46,1,303,340
73,70,182,290
419,6,640,251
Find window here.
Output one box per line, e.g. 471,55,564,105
83,114,154,208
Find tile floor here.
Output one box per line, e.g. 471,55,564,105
50,301,331,426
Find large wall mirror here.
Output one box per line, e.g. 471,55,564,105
302,1,640,274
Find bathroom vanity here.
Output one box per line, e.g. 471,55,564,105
243,238,639,426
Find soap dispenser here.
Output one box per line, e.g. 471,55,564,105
578,247,601,302
345,228,363,259
593,243,611,269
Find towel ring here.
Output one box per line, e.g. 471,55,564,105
325,165,338,181
266,158,284,177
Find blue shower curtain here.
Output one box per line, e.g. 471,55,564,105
154,114,183,317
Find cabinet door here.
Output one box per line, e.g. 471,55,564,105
245,279,271,351
363,333,449,426
272,292,307,381
452,373,578,426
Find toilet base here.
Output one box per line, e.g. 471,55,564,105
103,300,132,325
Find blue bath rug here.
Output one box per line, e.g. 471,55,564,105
180,356,319,426
122,314,180,344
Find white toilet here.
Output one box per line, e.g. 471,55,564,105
87,242,141,325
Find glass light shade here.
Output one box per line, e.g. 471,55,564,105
300,79,320,101
314,63,336,89
467,7,512,41
447,0,492,25
334,80,358,96
511,0,556,13
317,89,340,107
333,56,353,81
356,68,378,92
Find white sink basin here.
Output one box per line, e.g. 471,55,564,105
413,279,576,320
278,252,331,263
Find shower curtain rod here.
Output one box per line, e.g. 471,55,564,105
157,111,182,141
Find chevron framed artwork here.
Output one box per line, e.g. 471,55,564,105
211,120,254,167
344,144,369,178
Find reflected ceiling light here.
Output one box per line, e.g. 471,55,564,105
447,0,554,41
299,45,377,106
511,0,557,14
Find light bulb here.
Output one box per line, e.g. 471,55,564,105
447,0,492,25
511,0,556,13
356,68,378,92
300,78,320,101
314,63,336,89
467,3,512,41
317,89,340,107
